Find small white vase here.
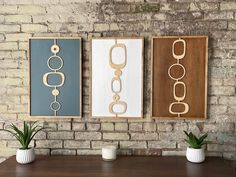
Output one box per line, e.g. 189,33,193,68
16,148,35,164
186,147,205,163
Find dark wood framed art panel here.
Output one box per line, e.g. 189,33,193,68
151,36,208,119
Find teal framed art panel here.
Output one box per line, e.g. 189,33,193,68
29,37,82,118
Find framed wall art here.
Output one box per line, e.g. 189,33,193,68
91,37,144,119
151,36,208,119
29,37,82,118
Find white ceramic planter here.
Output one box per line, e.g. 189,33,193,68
186,147,205,163
16,148,35,164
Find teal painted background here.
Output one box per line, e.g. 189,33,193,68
30,39,81,116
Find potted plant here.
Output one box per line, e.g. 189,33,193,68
0,121,44,164
184,131,208,163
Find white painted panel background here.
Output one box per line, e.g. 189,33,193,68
92,38,143,118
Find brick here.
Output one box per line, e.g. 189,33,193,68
91,141,118,149
103,133,129,140
58,122,71,131
223,79,236,86
148,141,176,149
1,78,22,86
51,149,76,155
0,33,4,42
0,51,13,58
5,33,32,41
207,144,235,152
159,132,185,141
75,132,101,140
8,104,27,113
72,123,85,131
0,60,18,69
47,131,74,140
130,133,158,140
132,149,162,156
86,123,100,131
20,95,27,104
0,141,7,147
12,51,27,59
218,123,235,133
7,140,34,148
18,5,46,14
34,131,47,139
120,141,147,149
6,70,25,78
7,87,27,95
77,149,101,155
173,123,188,131
34,148,50,155
209,78,223,86
94,23,109,32
134,3,159,13
129,123,142,131
203,124,217,132
32,15,60,23
0,25,20,32
223,152,236,160
143,123,156,132
21,24,47,32
210,86,235,96
0,95,20,105
219,41,236,50
0,6,18,14
115,123,128,131
33,0,60,4
157,123,173,132
199,2,218,11
101,123,114,131
18,42,28,50
5,15,32,23
0,113,17,119
219,97,236,105
64,140,90,149
220,2,236,10
0,42,18,50
36,140,62,148
110,23,119,31
229,22,236,30
204,12,233,20
162,151,185,156
218,133,236,143
3,0,33,4
209,105,227,115
228,106,236,115
0,105,7,112
0,147,16,157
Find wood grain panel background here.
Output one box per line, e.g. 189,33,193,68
152,36,208,119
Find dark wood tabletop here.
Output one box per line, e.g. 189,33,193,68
0,155,235,177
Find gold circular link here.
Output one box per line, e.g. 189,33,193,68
51,44,60,54
52,88,60,96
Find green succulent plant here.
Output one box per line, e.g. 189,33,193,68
0,121,44,150
184,131,208,149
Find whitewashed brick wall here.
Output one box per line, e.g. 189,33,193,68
0,0,235,167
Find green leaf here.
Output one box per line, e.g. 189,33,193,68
2,121,45,149
184,131,208,149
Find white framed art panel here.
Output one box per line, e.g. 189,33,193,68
91,38,143,118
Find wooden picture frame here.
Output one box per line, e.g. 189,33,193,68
90,37,144,119
28,37,82,118
151,36,208,119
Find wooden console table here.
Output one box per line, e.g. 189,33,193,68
0,156,235,177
